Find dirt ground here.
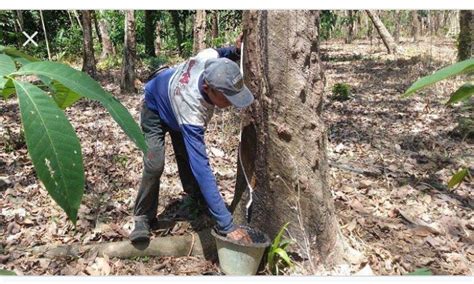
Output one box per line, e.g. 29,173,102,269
0,37,472,275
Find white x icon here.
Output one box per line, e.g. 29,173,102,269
22,31,38,47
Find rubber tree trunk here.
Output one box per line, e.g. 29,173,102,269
145,10,156,57
366,10,398,54
80,10,97,79
193,10,207,54
120,10,137,93
170,11,184,56
92,11,102,44
231,11,340,267
98,10,115,59
345,10,355,44
211,11,219,39
458,10,473,61
394,10,401,43
155,18,162,56
411,10,420,42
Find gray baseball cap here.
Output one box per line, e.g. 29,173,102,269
203,57,254,108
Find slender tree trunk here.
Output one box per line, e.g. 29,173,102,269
170,11,184,55
394,10,401,43
67,10,74,27
92,11,102,44
73,10,83,30
80,10,97,79
366,10,399,54
458,10,474,61
232,11,341,268
98,10,114,59
211,11,219,39
155,18,162,56
411,10,420,42
15,10,23,30
120,10,137,93
345,10,354,44
39,10,52,61
433,11,442,36
193,10,207,54
144,10,156,57
155,19,161,56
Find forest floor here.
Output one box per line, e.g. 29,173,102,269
0,37,472,276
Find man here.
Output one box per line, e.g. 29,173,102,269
130,39,253,244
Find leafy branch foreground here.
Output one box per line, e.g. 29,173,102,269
0,46,147,224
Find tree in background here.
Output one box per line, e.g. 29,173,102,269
144,10,156,57
411,10,420,42
170,11,184,56
211,11,219,40
366,10,398,54
458,10,473,61
231,11,342,269
193,10,206,54
120,10,136,93
81,10,97,79
154,13,162,56
98,10,115,59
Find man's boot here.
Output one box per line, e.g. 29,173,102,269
129,216,150,243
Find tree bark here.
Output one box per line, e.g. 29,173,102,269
120,10,137,93
411,10,420,42
211,11,219,39
92,11,102,44
394,10,401,43
458,10,473,61
145,10,156,57
170,11,184,56
366,10,399,54
155,18,162,56
193,10,207,54
98,10,115,59
80,10,97,79
231,11,341,268
345,10,355,44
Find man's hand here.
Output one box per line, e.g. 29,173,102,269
227,227,252,244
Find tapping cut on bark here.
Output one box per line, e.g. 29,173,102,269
231,11,343,267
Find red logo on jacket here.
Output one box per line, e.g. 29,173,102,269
179,60,196,84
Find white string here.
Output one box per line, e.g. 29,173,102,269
238,40,254,222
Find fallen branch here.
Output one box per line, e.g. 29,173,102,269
30,229,216,260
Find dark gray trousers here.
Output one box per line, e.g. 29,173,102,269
133,102,203,222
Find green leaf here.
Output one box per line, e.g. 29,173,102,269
1,46,39,62
407,268,433,275
2,79,16,100
51,81,82,109
403,59,474,97
447,168,469,189
272,222,290,250
0,54,16,76
0,54,16,89
274,248,293,267
0,269,16,276
13,80,84,224
446,83,474,106
280,239,294,250
13,62,147,152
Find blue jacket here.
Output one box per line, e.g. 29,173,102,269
144,46,240,234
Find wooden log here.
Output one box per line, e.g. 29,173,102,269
30,229,217,260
